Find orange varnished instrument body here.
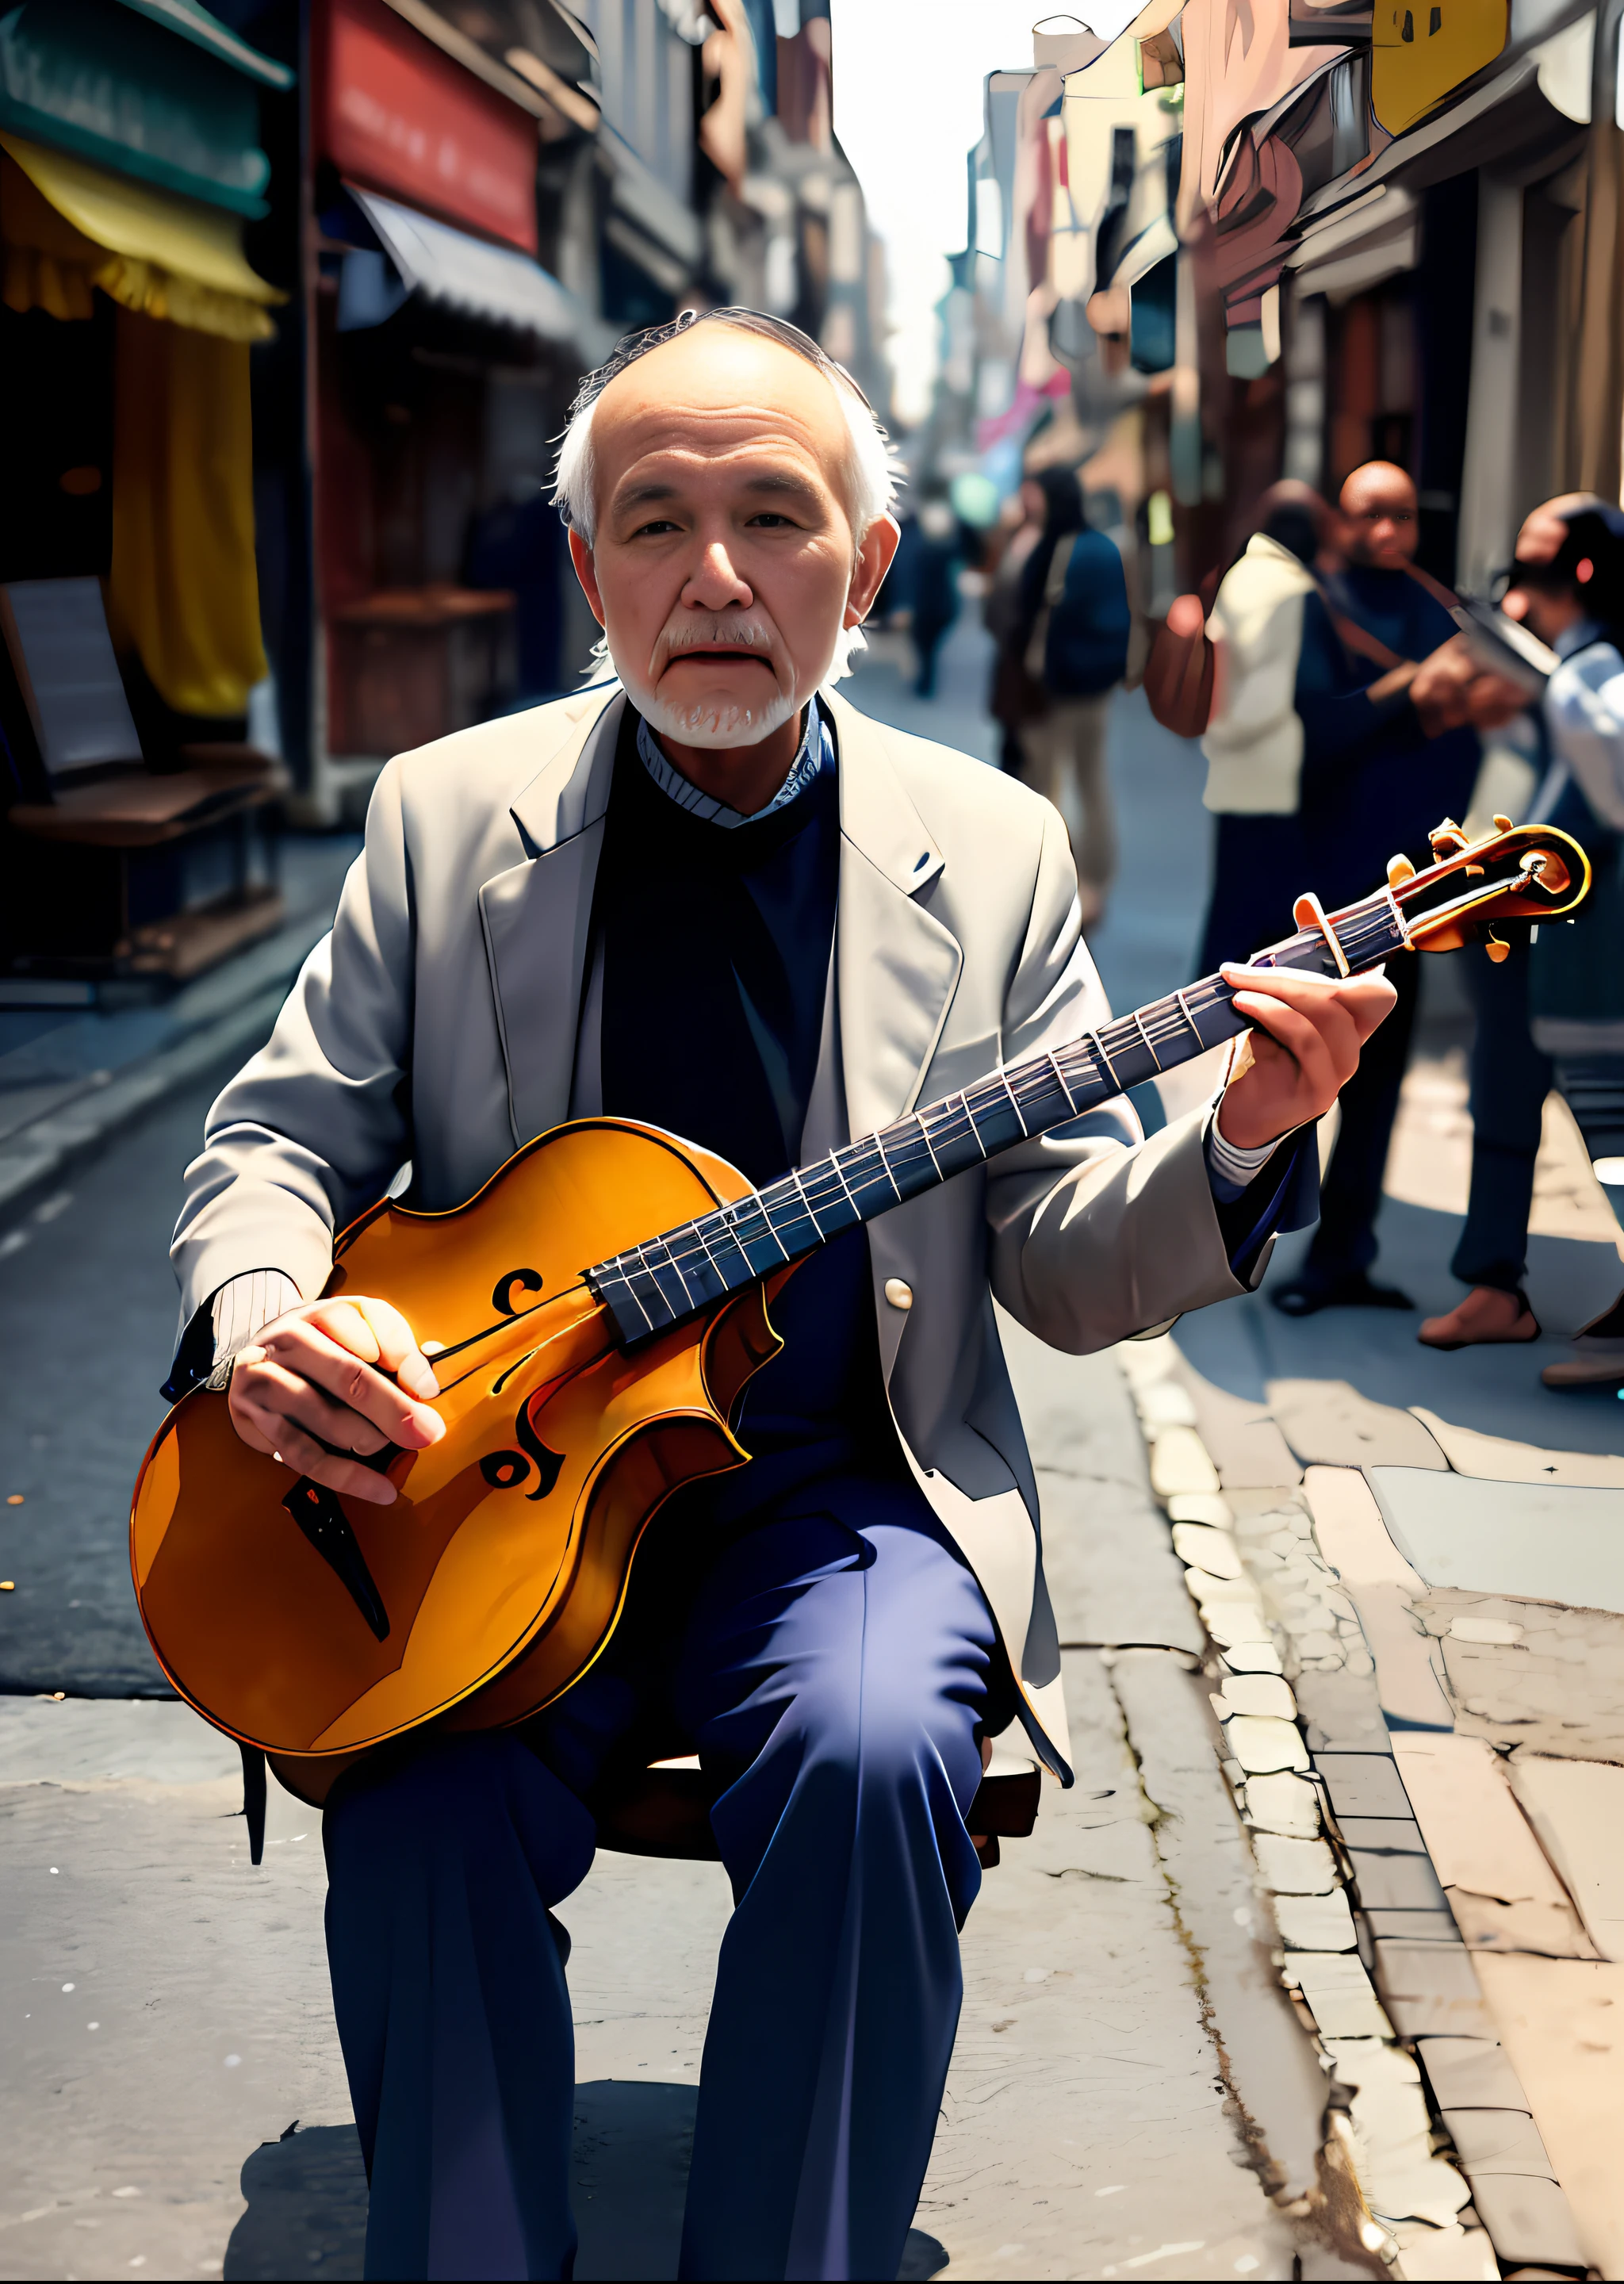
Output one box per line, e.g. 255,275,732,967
130,1121,790,1805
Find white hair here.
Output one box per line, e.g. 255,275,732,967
551,308,901,684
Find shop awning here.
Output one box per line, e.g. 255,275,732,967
112,0,294,89
344,185,613,356
0,0,289,217
1,132,284,339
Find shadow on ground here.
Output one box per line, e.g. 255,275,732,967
222,2090,950,2279
1177,1198,1624,1454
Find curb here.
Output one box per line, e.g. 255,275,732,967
1116,1335,1556,2284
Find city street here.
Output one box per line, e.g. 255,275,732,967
3,611,1623,2278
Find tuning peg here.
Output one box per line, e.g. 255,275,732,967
1428,818,1469,855
1492,814,1514,832
1485,934,1511,964
1387,853,1417,888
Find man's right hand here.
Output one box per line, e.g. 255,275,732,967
227,1297,444,1505
1410,635,1526,736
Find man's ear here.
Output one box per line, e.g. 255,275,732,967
569,529,607,628
845,513,901,628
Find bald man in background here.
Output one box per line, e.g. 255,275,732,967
1272,461,1525,1315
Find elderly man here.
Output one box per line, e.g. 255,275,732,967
166,310,1389,2282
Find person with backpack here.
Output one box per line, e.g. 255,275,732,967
1419,498,1624,1384
1004,466,1132,926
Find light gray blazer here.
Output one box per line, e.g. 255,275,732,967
173,685,1254,1776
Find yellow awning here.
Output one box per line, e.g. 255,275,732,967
0,132,283,340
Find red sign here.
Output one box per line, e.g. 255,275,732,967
317,0,538,254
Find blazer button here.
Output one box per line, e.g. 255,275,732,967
884,1278,914,1311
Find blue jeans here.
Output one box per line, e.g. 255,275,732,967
323,1490,998,2281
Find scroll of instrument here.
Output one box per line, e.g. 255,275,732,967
128,818,1591,1804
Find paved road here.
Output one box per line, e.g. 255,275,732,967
0,1054,270,1696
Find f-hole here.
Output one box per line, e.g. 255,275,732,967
515,1404,565,1502
492,1268,544,1317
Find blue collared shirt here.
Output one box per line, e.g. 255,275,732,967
635,699,831,828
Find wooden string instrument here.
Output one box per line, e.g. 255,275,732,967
129,818,1589,1804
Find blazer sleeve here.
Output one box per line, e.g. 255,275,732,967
982,803,1252,1352
169,762,418,1327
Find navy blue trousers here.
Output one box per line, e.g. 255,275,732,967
1454,943,1554,1292
1303,942,1421,1282
323,1493,997,2282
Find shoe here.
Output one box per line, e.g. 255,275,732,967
1541,1288,1624,1388
1419,1286,1541,1351
1271,1271,1415,1317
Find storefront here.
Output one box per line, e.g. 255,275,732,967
306,0,613,819
0,0,294,981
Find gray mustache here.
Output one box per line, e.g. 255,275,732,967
664,621,779,653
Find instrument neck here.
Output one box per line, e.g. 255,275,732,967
588,881,1407,1344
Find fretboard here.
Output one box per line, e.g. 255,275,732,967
585,883,1407,1345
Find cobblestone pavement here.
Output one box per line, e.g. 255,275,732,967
2,617,1622,2276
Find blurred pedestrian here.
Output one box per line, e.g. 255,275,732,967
1194,481,1339,979
985,477,1047,772
1266,461,1525,1316
909,485,963,697
1005,466,1131,926
1419,499,1624,1384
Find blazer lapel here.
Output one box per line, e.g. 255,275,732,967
825,692,963,1140
479,688,622,1148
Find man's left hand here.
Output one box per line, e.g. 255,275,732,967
1215,964,1397,1150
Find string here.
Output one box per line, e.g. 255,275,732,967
602,885,1408,1311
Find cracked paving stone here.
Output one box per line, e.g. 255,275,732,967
1468,1956,1624,2275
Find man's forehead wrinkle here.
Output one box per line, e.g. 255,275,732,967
599,403,838,474
611,458,825,504
603,435,842,522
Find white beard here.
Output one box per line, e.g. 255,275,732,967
607,611,829,749
618,663,801,749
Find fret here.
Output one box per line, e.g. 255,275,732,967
787,1167,824,1240
1173,987,1201,1050
638,1241,688,1320
872,1132,902,1202
998,1067,1030,1137
958,1090,989,1159
688,1217,727,1292
727,1194,787,1271
825,1148,862,1217
916,1109,945,1179
1132,1009,1162,1074
608,1259,656,1334
1090,1029,1123,1090
1046,1049,1078,1116
710,1205,760,1285
756,1188,796,1262
660,1236,697,1310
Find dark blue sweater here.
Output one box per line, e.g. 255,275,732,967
596,711,909,1510
1296,565,1480,910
